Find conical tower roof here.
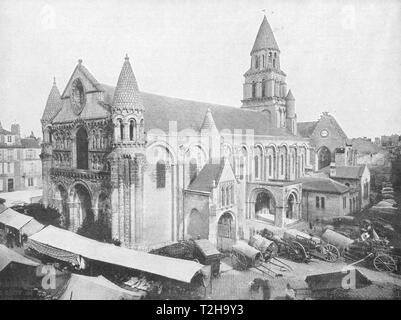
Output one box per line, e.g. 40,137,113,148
201,108,217,131
251,16,280,54
113,54,143,110
41,78,62,123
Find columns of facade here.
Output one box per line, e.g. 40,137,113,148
110,158,120,240
123,158,131,246
171,164,177,242
129,158,136,246
134,154,145,243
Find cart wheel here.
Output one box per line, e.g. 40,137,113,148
289,241,309,263
373,253,397,272
230,252,247,270
322,244,340,263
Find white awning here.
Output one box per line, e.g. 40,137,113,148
0,208,33,231
28,226,205,283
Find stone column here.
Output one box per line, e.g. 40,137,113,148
134,154,145,243
123,158,131,246
129,158,136,245
110,158,120,240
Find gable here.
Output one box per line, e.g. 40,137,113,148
61,63,104,99
218,159,236,184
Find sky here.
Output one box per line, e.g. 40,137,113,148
0,0,400,139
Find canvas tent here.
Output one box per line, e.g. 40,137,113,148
0,208,43,239
28,226,206,283
305,268,371,291
59,274,144,300
0,244,39,273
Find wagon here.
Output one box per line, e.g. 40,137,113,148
231,241,288,278
344,239,399,273
192,239,223,277
230,241,263,270
248,234,278,260
283,229,340,263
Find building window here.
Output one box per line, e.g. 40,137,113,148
252,81,256,98
119,119,124,141
221,186,226,206
261,79,266,97
255,56,259,69
156,160,166,188
254,155,259,179
321,197,325,209
262,55,265,68
268,52,272,62
316,196,320,208
343,197,347,209
28,178,34,187
76,127,89,170
268,156,272,177
129,119,136,141
230,185,234,204
7,136,12,143
7,178,14,192
280,155,284,175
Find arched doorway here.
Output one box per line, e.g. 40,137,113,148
255,191,276,220
76,127,89,169
55,185,69,228
286,193,297,219
187,209,208,239
317,146,331,170
71,183,93,229
217,212,235,251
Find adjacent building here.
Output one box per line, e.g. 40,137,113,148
297,112,357,170
0,123,42,193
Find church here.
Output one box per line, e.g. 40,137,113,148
40,17,334,251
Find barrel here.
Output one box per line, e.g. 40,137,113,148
321,229,354,250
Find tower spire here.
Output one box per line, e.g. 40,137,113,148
41,78,62,123
251,16,280,54
112,55,143,111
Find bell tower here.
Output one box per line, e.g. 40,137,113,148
241,16,292,130
109,54,146,247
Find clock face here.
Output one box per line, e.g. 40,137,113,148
70,78,86,115
320,129,329,137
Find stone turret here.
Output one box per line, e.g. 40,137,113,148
109,54,146,247
41,77,62,126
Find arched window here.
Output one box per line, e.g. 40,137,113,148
221,186,226,206
189,158,197,184
230,185,234,204
252,81,256,98
268,52,272,62
280,155,284,175
321,197,325,209
225,186,230,206
301,154,304,174
261,79,266,97
129,119,136,141
76,127,89,170
119,119,124,141
254,155,259,179
255,56,259,69
156,160,166,188
268,155,272,177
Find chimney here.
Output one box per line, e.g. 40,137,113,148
329,162,336,177
11,123,20,137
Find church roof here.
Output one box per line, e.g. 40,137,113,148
251,16,280,54
297,121,318,138
319,165,366,180
200,108,217,131
20,138,41,149
187,161,225,193
112,55,144,111
41,79,62,123
297,177,349,194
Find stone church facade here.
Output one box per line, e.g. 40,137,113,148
41,16,316,250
